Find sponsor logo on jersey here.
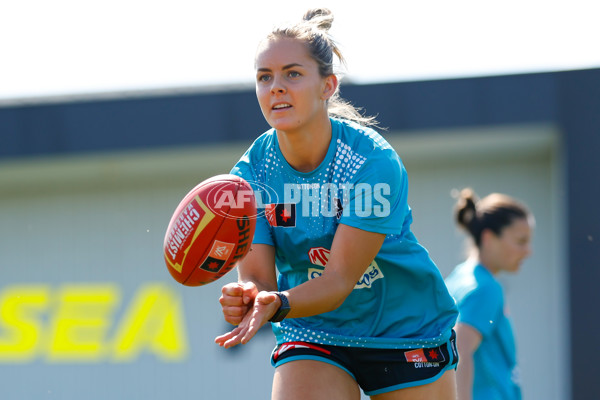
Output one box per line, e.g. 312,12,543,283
307,247,384,289
308,247,330,267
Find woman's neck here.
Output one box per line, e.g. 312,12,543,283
469,252,499,275
276,117,332,173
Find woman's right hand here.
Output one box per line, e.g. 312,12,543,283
215,290,281,348
219,281,258,326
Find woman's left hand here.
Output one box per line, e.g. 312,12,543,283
214,291,280,348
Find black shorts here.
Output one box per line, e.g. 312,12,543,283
271,330,458,396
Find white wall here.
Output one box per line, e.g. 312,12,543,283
0,124,567,399
0,145,276,399
389,124,567,400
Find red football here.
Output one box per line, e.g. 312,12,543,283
163,174,257,286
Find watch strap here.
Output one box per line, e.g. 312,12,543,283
269,292,290,322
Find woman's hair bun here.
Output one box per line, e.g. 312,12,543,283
453,187,532,247
302,8,334,31
454,188,478,231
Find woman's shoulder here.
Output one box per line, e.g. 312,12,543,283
230,128,275,176
249,127,276,152
239,128,276,161
466,265,504,305
334,118,403,174
448,262,502,295
334,118,395,153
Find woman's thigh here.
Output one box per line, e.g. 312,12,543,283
272,359,362,400
370,369,457,400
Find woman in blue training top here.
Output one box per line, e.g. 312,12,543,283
445,188,534,400
215,8,459,399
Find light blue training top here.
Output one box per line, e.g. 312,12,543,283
231,118,458,349
445,261,522,400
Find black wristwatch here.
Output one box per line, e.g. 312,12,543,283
269,292,291,322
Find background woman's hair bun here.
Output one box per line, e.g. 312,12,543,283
453,187,532,247
454,188,478,231
302,8,334,31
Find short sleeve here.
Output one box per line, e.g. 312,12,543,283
457,282,504,337
338,151,408,235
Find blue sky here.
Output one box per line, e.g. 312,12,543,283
2,0,598,100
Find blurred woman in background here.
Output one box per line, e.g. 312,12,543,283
445,188,534,400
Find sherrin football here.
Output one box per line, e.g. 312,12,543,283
163,174,257,286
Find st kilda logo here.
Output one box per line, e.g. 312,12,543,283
265,203,296,227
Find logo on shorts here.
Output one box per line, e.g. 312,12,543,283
272,341,331,361
404,348,445,368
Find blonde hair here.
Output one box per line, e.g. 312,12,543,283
259,8,378,127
